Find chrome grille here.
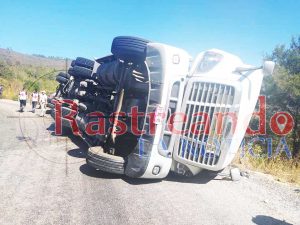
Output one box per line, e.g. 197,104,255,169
177,82,235,166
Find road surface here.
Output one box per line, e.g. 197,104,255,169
0,99,299,225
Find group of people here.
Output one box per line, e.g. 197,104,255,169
18,88,48,117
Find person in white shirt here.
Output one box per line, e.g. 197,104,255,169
19,88,27,112
0,85,3,98
31,90,39,113
39,90,48,117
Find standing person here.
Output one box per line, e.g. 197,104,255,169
19,88,27,112
39,90,47,117
31,90,39,113
0,85,3,98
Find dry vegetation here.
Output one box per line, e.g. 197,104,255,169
234,145,300,185
0,48,69,100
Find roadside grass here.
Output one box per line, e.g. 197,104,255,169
0,63,59,100
0,77,57,100
234,146,300,185
0,77,21,100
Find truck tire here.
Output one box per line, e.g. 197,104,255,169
72,66,93,79
61,106,77,117
50,109,73,134
47,102,55,109
87,146,125,174
68,67,75,77
74,57,94,70
111,36,150,62
56,75,68,84
57,72,70,79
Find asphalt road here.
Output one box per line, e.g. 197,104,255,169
0,99,299,225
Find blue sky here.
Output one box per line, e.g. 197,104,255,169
0,0,299,65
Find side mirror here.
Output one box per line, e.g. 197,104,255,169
262,61,275,76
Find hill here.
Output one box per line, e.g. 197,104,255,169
0,48,68,69
0,48,71,100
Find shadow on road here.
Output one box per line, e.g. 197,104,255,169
78,161,225,185
47,123,89,151
122,176,162,185
252,215,293,225
48,123,231,185
79,164,123,179
165,170,221,184
46,123,55,132
67,148,86,158
79,163,162,184
68,135,89,151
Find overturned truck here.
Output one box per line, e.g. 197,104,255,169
48,36,275,179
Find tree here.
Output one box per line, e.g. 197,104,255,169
0,61,13,78
23,80,40,92
264,36,300,157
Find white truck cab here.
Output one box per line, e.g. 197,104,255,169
133,44,274,179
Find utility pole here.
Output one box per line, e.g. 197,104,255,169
65,58,68,74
